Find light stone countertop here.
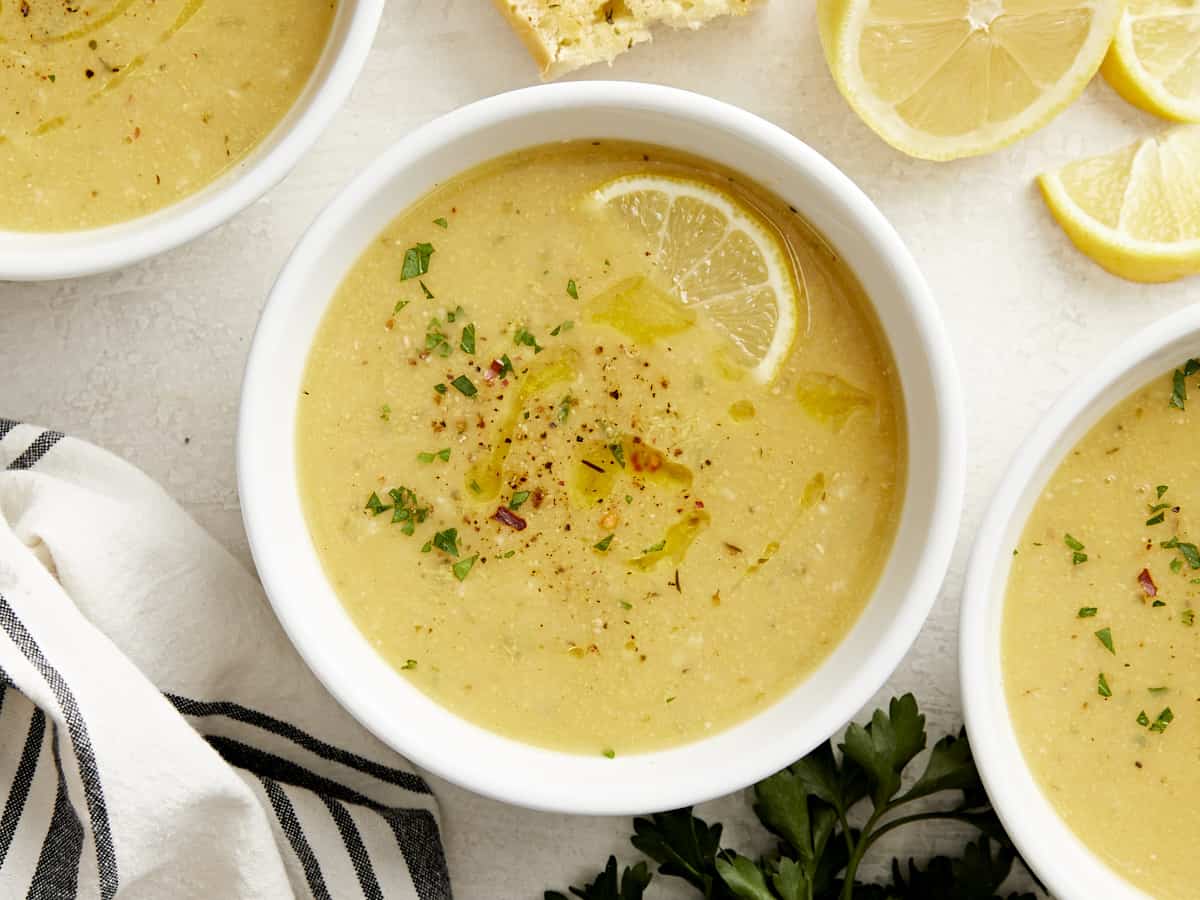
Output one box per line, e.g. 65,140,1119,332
4,2,1195,897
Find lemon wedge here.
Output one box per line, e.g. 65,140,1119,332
818,0,1125,160
591,175,802,384
1102,1,1200,122
1038,125,1200,283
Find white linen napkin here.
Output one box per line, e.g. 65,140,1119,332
0,420,451,900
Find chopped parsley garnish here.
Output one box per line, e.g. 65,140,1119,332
513,326,543,354
1137,710,1150,727
1158,484,1170,499
557,395,575,423
1146,511,1166,526
642,539,667,554
594,534,615,552
1064,533,1087,564
1149,707,1174,733
452,554,478,581
393,300,409,314
625,495,633,504
460,323,476,354
1186,359,1200,377
500,550,516,559
609,443,626,468
495,354,515,379
387,487,431,534
380,404,391,421
400,659,417,670
433,217,448,229
421,541,432,553
1183,609,1195,626
365,492,389,516
1153,599,1167,608
1170,368,1187,410
417,447,451,463
1095,627,1115,654
1180,542,1200,569
469,480,482,494
432,527,460,557
420,280,434,299
509,490,531,510
433,382,448,394
1171,558,1184,573
550,320,574,337
426,318,452,357
1077,606,1098,618
619,600,632,610
567,279,579,300
451,375,477,397
401,242,435,280
445,305,464,324
1149,686,1168,694
1097,672,1112,698
602,748,615,759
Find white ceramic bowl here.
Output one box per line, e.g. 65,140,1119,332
239,82,965,815
0,1,383,282
961,304,1200,900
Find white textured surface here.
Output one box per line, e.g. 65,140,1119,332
2,2,1195,897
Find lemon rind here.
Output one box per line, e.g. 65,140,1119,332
1101,14,1200,124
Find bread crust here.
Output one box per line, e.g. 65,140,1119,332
491,0,556,77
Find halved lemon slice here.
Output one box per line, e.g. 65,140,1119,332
1102,1,1200,123
818,0,1125,160
1038,125,1200,283
591,175,802,384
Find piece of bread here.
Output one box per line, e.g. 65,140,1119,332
493,0,758,80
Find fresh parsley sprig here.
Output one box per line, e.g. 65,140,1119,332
547,695,1038,900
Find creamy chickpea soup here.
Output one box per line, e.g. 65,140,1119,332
297,142,905,755
0,0,335,231
1006,363,1200,898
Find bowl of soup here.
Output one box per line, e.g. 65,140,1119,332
239,81,965,814
962,304,1200,899
0,0,382,281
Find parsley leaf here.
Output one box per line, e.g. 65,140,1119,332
461,323,476,354
550,320,574,337
594,534,615,552
432,527,459,557
433,217,448,229
452,554,478,581
1098,672,1112,698
451,375,477,397
420,280,435,299
401,242,435,280
1077,607,1098,618
509,491,531,510
567,279,579,300
514,326,543,354
548,694,1039,900
1095,627,1115,654
1170,368,1187,410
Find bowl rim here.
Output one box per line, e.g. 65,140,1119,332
0,0,384,282
960,303,1200,900
239,80,966,814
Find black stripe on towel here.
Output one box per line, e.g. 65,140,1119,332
258,776,332,900
0,707,45,869
0,419,18,442
6,430,64,471
165,694,432,795
29,727,84,900
205,735,451,900
320,796,384,900
0,595,119,899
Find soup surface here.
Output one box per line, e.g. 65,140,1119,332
1005,364,1200,898
0,0,334,232
297,141,905,755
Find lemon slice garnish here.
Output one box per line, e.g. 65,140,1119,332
1038,125,1200,283
1102,1,1200,123
591,174,802,384
818,0,1124,160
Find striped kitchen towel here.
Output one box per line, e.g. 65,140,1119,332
0,421,452,900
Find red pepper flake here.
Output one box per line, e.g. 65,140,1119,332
694,500,704,508
531,489,545,509
492,507,527,531
1138,568,1157,599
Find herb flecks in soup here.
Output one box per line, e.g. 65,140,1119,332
0,0,335,231
297,142,905,755
1005,361,1200,898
